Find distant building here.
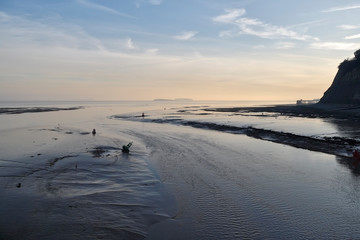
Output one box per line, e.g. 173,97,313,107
296,99,320,105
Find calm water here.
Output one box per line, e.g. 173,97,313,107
1,100,360,239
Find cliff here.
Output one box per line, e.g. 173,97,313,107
319,49,360,104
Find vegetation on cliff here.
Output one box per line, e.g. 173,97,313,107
319,49,360,105
337,49,360,76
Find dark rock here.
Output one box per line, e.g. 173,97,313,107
320,49,360,104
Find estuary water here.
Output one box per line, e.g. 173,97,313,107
0,100,359,239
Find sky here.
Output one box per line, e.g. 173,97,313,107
1,0,360,101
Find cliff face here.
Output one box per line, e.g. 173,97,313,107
320,49,360,104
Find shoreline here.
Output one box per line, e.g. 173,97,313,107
205,103,360,120
203,103,360,157
114,102,360,159
0,106,83,115
2,102,360,239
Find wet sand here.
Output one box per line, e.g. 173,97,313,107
0,125,173,239
114,103,360,159
0,105,175,239
1,102,360,239
0,106,83,115
114,103,360,239
139,125,360,239
205,103,360,119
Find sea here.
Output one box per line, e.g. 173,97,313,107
0,100,359,239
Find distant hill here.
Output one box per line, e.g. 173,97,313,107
154,98,193,102
320,49,360,104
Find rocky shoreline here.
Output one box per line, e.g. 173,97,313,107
200,103,360,158
0,106,83,115
205,103,360,120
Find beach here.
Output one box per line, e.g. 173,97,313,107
0,102,174,239
1,101,360,239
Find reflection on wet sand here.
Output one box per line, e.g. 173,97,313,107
337,156,360,177
2,101,360,239
0,124,173,240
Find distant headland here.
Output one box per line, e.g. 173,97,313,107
320,49,360,105
209,50,360,120
153,98,193,102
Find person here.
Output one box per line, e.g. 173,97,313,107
353,149,360,160
92,129,96,135
122,142,133,153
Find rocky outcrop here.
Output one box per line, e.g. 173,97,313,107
320,49,360,104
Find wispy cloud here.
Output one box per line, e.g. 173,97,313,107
77,0,134,18
146,48,159,54
253,45,265,49
338,24,360,30
275,42,296,49
310,41,360,50
126,38,137,49
0,11,105,50
218,30,236,38
174,31,198,40
213,9,246,23
135,0,163,7
322,4,360,13
213,9,318,41
345,34,360,40
149,0,162,5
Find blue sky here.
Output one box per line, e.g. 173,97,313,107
1,0,360,101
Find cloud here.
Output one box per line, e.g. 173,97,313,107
310,42,360,50
149,0,162,5
126,38,137,49
174,31,198,40
338,24,360,30
77,0,134,18
135,0,163,7
345,34,360,40
218,30,234,38
146,48,159,54
0,11,105,50
253,45,265,49
275,42,296,49
213,9,318,41
237,17,318,41
322,4,360,13
213,9,246,23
